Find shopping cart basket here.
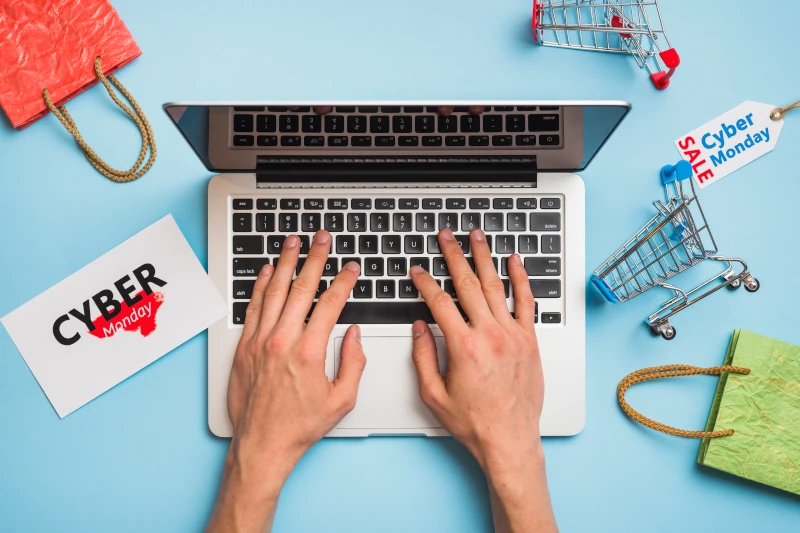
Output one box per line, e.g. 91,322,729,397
591,161,759,340
532,0,680,89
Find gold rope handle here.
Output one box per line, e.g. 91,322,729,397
42,56,156,183
771,100,800,121
618,364,751,439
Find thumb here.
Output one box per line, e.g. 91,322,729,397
411,321,447,409
333,325,367,411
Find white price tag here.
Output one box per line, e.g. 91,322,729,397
674,101,784,189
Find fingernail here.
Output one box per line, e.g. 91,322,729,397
410,265,424,275
412,321,427,337
471,228,485,241
260,264,273,276
439,228,455,241
345,261,360,272
284,235,298,248
314,231,330,243
512,253,522,266
352,325,362,343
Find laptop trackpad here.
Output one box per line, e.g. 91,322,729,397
334,335,447,431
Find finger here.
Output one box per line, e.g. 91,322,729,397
278,231,331,329
437,106,455,117
332,325,367,412
411,321,448,410
259,235,301,331
410,264,469,337
438,228,493,324
241,264,274,341
314,106,332,115
508,253,536,330
470,229,513,323
469,106,485,115
305,261,361,341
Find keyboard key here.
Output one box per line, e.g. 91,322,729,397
438,115,458,133
393,212,413,232
433,257,449,276
399,198,419,209
382,106,401,113
347,116,367,133
506,114,525,132
461,114,480,132
517,106,537,111
352,136,372,147
352,198,372,210
404,106,424,112
328,136,349,147
280,136,301,146
415,115,435,133
304,199,324,210
540,106,560,111
322,258,339,277
416,213,436,232
423,198,443,209
468,135,489,146
233,213,252,232
233,199,253,209
375,135,396,147
519,235,538,254
256,213,275,232
291,107,311,112
427,235,440,254
256,115,276,132
341,257,361,269
325,115,345,133
359,235,379,254
495,235,515,254
446,198,466,209
438,212,458,231
541,235,561,254
517,198,537,209
469,198,490,209
279,115,298,132
353,280,373,299
461,212,481,230
328,199,348,210
404,235,424,254
280,199,301,210
337,235,355,254
316,280,328,299
399,280,418,298
324,213,344,232
336,106,356,112
501,257,509,276
233,258,269,277
410,257,430,272
516,134,536,146
232,302,248,325
279,213,298,232
257,135,278,146
304,136,324,147
484,213,503,232
233,280,255,299
466,257,476,272
454,235,470,254
486,235,493,252
298,236,310,254
443,279,457,299
302,115,322,132
529,114,560,132
371,213,390,232
420,134,442,147
382,235,401,254
530,280,561,298
233,135,254,146
399,136,419,146
393,116,413,133
530,212,561,231
483,115,503,132
445,135,466,146
370,115,390,133
507,213,526,231
364,257,384,276
234,114,254,132
305,301,474,323
494,106,513,111
256,199,276,210
387,257,407,275
375,198,395,210
301,213,321,232
525,257,561,276
233,236,263,254
376,280,395,298
541,312,561,324
492,135,512,146
267,235,286,254
541,198,561,209
539,134,560,146
267,106,287,112
493,198,513,209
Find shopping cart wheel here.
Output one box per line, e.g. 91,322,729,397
728,279,742,290
661,327,677,341
744,277,760,293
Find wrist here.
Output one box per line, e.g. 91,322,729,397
480,438,547,498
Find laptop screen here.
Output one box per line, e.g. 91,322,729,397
163,102,629,173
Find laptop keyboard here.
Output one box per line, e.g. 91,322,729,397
230,192,564,326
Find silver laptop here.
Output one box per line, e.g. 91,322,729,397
164,101,630,437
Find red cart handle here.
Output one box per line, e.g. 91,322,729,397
650,48,680,90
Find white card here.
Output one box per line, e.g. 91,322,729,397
674,101,784,188
0,215,227,418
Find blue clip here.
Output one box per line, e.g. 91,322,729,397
660,160,693,185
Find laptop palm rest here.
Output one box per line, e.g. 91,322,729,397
333,335,447,431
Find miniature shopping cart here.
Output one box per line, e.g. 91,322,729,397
591,161,759,340
532,0,680,89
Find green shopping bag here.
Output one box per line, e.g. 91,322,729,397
618,330,800,495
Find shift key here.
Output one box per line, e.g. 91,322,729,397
529,279,561,298
233,236,264,254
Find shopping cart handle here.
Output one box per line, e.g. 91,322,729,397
591,274,621,303
660,160,693,185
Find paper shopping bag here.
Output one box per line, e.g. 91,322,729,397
618,330,800,495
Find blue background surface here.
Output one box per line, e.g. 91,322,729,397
1,1,799,531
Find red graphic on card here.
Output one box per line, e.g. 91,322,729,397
88,290,164,339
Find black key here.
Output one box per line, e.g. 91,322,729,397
541,312,561,324
425,106,440,112
530,212,561,231
267,235,286,254
507,213,526,231
422,135,442,146
341,257,361,269
517,198,537,209
461,114,480,132
371,213,390,232
353,280,373,299
376,280,396,298
393,212,413,232
316,280,328,299
541,235,561,254
234,199,253,210
393,116,413,133
347,212,367,231
234,106,264,112
502,279,510,298
453,106,470,112
494,198,514,209
438,212,458,231
415,115,436,133
501,257,509,276
404,235,424,254
364,257,384,276
399,198,419,209
516,134,536,146
359,235,378,254
359,106,379,113
528,114,560,132
267,106,288,111
427,235,441,254
324,213,344,232
233,302,248,325
541,198,561,209
370,116,390,133
410,257,430,272
466,257,476,272
304,136,324,147
322,258,339,277
416,213,436,232
234,114,254,132
443,279,458,299
233,135,254,146
399,280,418,298
495,235,515,254
438,115,458,133
423,198,443,209
298,235,310,254
461,212,480,231
539,134,560,146
382,106,401,113
404,106,423,112
486,235,493,252
280,199,301,210
494,106,514,111
233,213,252,232
336,106,356,112
525,257,561,276
454,234,470,254
337,235,356,254
347,115,367,133
302,115,322,133
256,213,275,232
519,235,538,254
328,136,349,147
291,107,311,112
506,115,525,132
492,135,512,146
446,198,466,209
233,235,263,254
375,198,395,210
530,280,561,298
376,135,396,147
468,135,489,146
257,135,278,146
280,136,301,146
433,257,449,276
445,135,466,146
540,106,560,111
382,235,401,254
352,198,372,210
233,279,256,300
279,115,298,132
399,136,419,146
304,199,324,210
303,301,474,323
387,257,407,275
517,106,537,111
352,136,372,147
484,213,503,232
278,213,298,232
256,198,277,210
233,258,269,277
469,198,490,209
301,213,321,232
328,199,348,210
325,115,345,133
483,115,503,132
492,256,499,271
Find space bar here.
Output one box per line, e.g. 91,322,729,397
307,302,466,324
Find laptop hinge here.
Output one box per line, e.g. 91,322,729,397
255,156,537,186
